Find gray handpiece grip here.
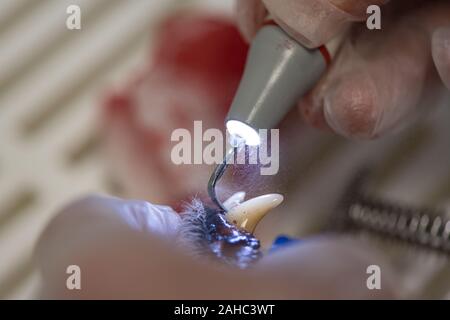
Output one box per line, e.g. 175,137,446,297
226,25,326,130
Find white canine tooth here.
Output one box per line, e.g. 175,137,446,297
223,191,246,211
225,194,284,233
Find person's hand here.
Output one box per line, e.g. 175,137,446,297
34,195,396,299
237,0,450,139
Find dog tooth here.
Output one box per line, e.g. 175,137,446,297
223,191,246,211
225,194,283,233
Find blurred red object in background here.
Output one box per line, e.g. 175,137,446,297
101,12,248,210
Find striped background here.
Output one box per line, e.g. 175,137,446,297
0,0,233,299
0,0,449,299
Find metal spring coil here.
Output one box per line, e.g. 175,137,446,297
345,195,450,253
331,168,450,254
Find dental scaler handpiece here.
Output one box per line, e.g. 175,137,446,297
208,24,336,210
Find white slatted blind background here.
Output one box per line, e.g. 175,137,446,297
0,0,449,300
0,0,233,299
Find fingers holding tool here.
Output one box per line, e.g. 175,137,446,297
298,1,450,139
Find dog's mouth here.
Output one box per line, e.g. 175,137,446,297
178,193,283,268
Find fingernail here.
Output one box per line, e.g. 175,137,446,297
432,26,450,89
329,0,389,19
262,0,357,48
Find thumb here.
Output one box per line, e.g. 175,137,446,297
34,195,181,296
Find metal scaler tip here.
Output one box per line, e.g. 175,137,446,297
207,146,237,212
